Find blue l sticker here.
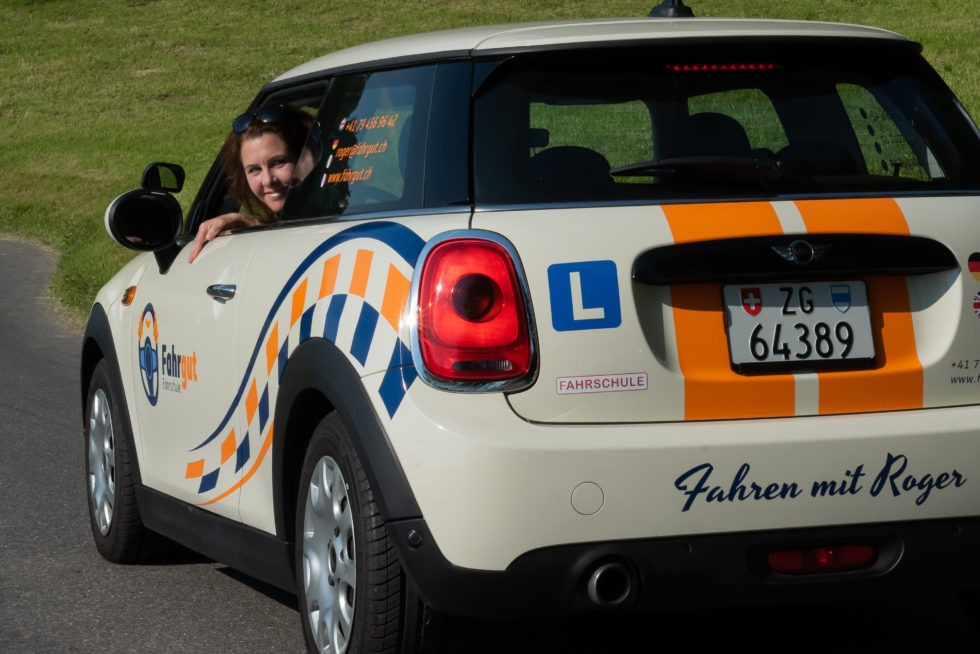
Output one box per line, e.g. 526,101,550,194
548,260,621,331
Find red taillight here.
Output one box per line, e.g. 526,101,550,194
768,545,877,575
416,238,532,382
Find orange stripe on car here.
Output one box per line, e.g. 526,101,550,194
290,278,309,328
664,201,784,243
381,264,411,331
350,249,374,297
245,378,259,426
319,254,340,299
795,197,911,236
265,322,279,375
220,429,237,464
664,202,795,420
671,284,797,419
796,198,923,413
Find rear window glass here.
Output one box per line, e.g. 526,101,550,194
473,42,980,205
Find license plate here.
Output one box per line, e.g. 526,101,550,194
723,281,875,371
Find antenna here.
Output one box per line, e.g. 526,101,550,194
648,0,695,17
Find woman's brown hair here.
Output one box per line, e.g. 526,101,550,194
220,105,313,221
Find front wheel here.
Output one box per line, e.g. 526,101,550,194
295,412,441,653
84,359,166,563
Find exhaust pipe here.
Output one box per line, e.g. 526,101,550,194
585,561,633,606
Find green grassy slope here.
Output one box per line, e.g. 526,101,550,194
1,0,976,327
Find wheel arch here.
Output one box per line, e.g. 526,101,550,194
80,304,109,421
273,337,422,541
81,303,143,486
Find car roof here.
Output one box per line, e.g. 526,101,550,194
273,17,912,83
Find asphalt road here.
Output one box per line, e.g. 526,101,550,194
0,239,304,653
1,237,979,653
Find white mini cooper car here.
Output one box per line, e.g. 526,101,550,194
82,2,980,651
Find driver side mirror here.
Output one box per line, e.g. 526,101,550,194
104,162,186,274
104,189,182,252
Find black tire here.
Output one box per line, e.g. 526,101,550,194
295,412,442,653
959,589,980,633
84,359,166,563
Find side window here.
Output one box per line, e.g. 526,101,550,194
283,66,435,221
837,83,934,180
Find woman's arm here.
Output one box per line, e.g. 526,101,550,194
186,212,262,263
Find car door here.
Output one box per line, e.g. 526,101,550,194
129,230,263,521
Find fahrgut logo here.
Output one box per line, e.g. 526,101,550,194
160,345,199,393
137,303,199,399
137,304,160,406
548,260,622,332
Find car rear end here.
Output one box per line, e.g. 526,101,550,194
386,18,980,616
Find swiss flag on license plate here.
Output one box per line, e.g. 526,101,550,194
741,288,762,316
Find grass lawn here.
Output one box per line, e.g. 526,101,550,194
1,0,976,327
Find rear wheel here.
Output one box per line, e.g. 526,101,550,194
959,589,980,633
85,359,166,562
296,412,441,653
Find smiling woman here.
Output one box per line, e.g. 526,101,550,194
186,104,314,263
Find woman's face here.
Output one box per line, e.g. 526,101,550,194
240,132,296,215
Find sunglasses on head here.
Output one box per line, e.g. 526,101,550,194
232,104,287,134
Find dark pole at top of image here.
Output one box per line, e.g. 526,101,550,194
648,0,695,18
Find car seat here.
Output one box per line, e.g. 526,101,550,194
530,146,613,190
682,112,753,158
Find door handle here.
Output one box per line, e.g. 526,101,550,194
207,284,237,303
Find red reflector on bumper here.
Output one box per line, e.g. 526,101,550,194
768,545,876,575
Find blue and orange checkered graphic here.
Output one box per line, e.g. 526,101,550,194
184,222,425,503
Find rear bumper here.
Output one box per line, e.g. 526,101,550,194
390,516,980,618
372,379,980,618
383,382,980,572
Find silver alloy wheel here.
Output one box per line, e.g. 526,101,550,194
302,455,356,654
87,387,115,536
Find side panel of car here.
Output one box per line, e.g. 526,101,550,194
87,255,156,465
233,60,472,533
116,216,461,536
127,233,264,521
224,216,468,533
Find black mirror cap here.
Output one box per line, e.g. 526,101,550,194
104,188,183,252
140,162,185,193
649,0,695,18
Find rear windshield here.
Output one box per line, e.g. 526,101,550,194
473,40,980,204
